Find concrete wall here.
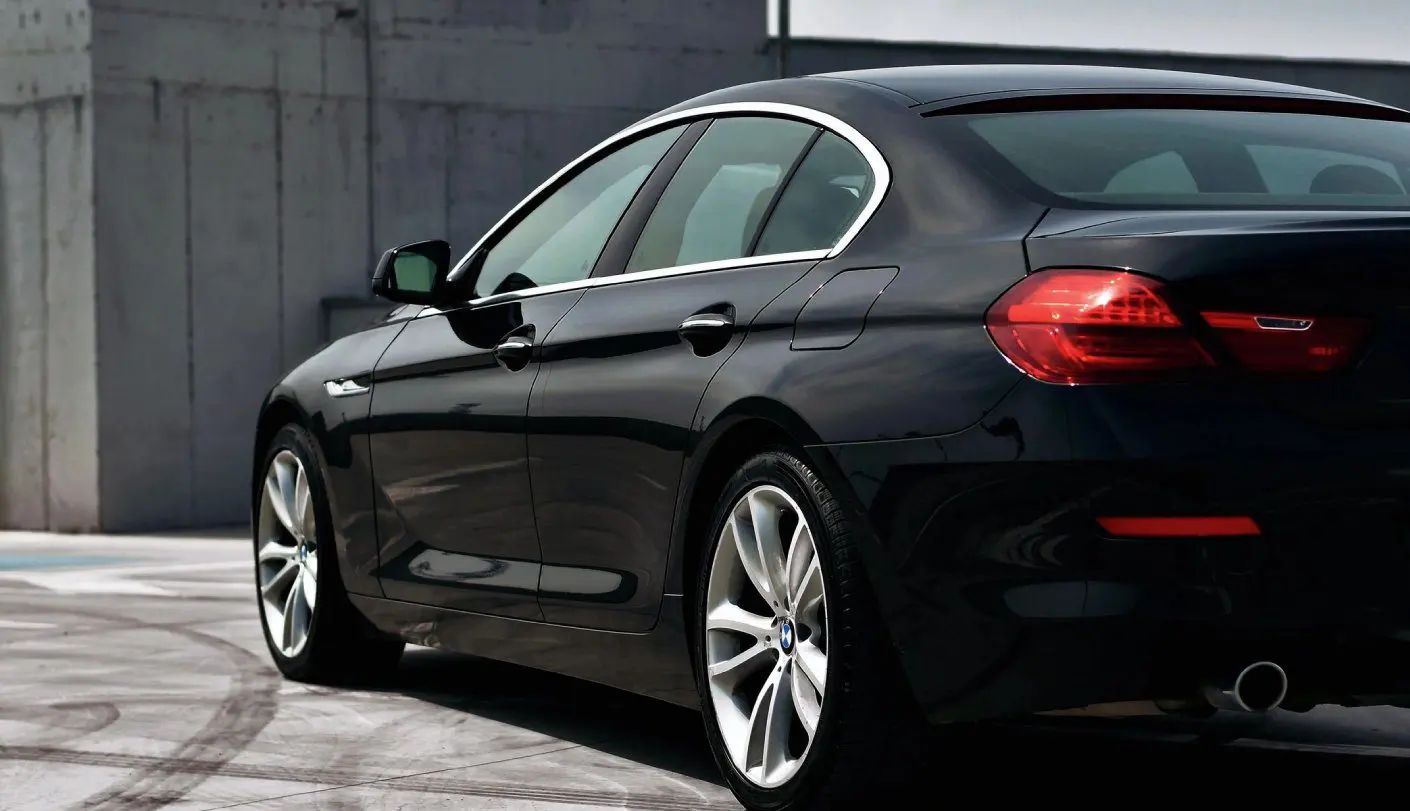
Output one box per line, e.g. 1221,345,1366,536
84,0,769,530
0,0,98,530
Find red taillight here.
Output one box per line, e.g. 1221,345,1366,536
984,269,1213,385
1199,311,1369,376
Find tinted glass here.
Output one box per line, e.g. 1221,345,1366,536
755,131,873,255
937,108,1410,208
626,117,817,273
474,124,685,298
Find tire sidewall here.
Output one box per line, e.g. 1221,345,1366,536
694,450,845,811
254,423,334,677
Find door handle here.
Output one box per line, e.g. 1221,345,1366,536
678,308,736,356
678,312,734,338
493,334,534,371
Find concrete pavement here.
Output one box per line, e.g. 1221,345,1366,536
4,530,1410,809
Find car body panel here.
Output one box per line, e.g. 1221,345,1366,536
348,592,699,707
529,259,821,632
366,291,584,619
253,305,421,597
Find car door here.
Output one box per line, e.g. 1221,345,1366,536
527,116,879,631
367,122,693,619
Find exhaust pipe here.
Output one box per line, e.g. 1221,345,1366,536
1201,661,1288,713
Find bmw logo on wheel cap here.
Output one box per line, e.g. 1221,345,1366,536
779,619,794,654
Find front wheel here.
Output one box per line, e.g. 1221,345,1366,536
254,423,404,684
694,449,921,810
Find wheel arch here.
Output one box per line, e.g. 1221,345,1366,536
669,395,908,687
251,392,311,509
669,398,850,648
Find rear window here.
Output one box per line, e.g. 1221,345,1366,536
935,107,1410,209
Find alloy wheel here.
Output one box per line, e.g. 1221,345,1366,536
257,449,320,658
705,484,829,789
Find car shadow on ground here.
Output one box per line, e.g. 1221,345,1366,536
380,647,1410,801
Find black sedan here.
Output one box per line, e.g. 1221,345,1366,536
252,64,1410,809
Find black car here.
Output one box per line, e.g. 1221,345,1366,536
252,63,1410,809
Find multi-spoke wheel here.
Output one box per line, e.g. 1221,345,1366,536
257,449,320,658
695,449,923,811
254,424,404,683
704,484,828,789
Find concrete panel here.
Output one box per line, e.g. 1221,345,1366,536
186,91,281,524
372,100,450,249
0,0,92,106
278,95,374,368
42,96,98,531
0,105,47,529
14,0,782,530
446,107,528,251
93,88,193,530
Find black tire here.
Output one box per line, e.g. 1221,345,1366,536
254,423,404,684
694,448,923,811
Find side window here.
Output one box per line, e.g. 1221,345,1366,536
473,124,686,299
625,117,818,274
754,131,873,256
1246,144,1405,194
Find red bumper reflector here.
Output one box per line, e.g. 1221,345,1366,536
1097,516,1261,538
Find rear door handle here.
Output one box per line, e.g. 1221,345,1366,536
678,312,734,337
493,334,534,371
678,308,736,356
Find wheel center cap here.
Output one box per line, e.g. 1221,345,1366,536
298,545,308,562
779,619,795,654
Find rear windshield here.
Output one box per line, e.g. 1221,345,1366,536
934,107,1410,209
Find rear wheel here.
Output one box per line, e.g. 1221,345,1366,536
695,448,921,810
255,424,404,684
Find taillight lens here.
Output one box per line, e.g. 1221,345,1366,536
984,269,1213,385
1200,311,1369,376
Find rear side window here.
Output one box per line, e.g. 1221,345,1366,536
626,116,818,273
936,107,1410,208
755,132,873,255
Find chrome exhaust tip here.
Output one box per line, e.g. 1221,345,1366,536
1202,661,1288,713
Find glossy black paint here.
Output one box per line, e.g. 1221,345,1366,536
367,291,584,619
254,65,1410,722
529,260,820,632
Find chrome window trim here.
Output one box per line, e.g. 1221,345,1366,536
431,101,890,315
420,249,830,316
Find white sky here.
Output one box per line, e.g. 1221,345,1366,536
767,0,1410,64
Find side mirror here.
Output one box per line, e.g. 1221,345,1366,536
371,239,454,306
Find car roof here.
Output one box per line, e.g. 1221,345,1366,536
814,64,1366,107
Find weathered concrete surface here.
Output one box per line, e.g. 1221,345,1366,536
0,531,741,809
8,531,1410,809
87,0,769,532
0,0,99,532
2,0,771,532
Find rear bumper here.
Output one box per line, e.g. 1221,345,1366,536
818,381,1410,723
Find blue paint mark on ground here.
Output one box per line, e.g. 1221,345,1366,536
0,555,136,571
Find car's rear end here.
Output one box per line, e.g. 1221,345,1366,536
914,93,1410,720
